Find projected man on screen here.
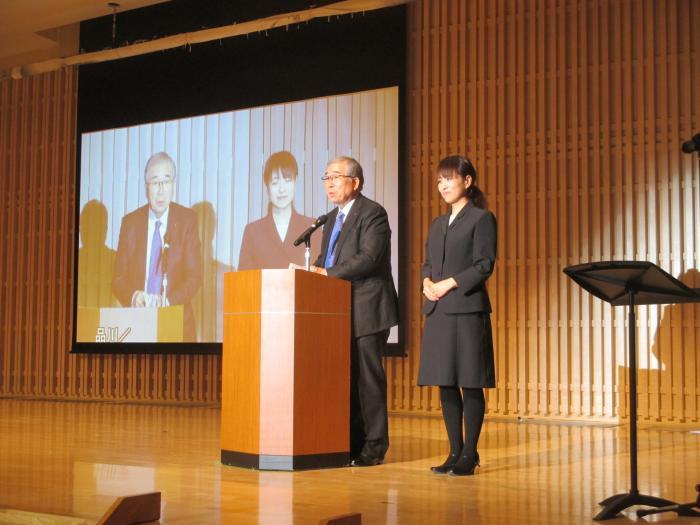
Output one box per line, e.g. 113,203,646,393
112,152,202,341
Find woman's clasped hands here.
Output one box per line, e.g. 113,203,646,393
422,277,457,301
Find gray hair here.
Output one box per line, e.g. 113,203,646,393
328,155,364,190
144,152,176,182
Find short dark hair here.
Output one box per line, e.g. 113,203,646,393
263,151,298,185
437,155,487,209
437,155,476,181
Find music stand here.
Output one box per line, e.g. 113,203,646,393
564,261,700,520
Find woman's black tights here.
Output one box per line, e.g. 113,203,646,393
439,386,484,459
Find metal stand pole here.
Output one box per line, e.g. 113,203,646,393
628,291,638,495
594,290,698,519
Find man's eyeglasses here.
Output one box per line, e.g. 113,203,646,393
321,174,355,183
147,179,174,190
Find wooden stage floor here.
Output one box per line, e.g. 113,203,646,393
0,399,698,524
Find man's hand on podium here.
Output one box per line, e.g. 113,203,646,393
131,290,147,307
310,265,328,276
131,290,168,307
287,263,328,276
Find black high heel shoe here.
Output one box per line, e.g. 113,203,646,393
448,452,480,476
430,453,459,474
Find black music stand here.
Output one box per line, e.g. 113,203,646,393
564,261,700,521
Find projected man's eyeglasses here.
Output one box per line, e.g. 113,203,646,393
147,179,174,190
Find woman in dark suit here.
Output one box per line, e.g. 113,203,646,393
418,155,497,476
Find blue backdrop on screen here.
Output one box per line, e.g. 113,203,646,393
72,3,406,354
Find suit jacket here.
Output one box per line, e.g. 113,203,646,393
238,209,317,270
314,193,398,338
421,201,497,315
112,202,203,341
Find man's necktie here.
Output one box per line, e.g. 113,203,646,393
146,220,163,295
324,211,345,268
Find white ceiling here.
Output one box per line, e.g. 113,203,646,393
0,0,169,68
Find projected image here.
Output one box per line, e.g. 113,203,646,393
238,151,316,270
75,86,399,346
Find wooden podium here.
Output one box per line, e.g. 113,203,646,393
221,269,351,470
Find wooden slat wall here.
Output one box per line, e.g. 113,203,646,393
0,68,221,402
389,0,700,422
1,0,699,423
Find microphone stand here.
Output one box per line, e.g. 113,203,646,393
161,243,169,307
304,236,311,271
293,214,328,267
161,274,168,306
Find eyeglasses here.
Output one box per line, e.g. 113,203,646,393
321,174,355,183
147,179,173,190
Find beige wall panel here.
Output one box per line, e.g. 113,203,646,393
389,0,700,422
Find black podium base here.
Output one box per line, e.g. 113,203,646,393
221,450,349,471
595,491,700,520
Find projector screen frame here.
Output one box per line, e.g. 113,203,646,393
71,6,407,355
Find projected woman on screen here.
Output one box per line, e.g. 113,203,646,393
238,151,316,270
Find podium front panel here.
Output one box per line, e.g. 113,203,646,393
293,271,351,456
258,270,296,456
221,269,350,470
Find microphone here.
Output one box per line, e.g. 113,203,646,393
682,133,700,154
293,214,329,246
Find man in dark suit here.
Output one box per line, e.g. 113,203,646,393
112,152,202,341
312,156,399,467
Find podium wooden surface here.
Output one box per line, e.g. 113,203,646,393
221,269,351,470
